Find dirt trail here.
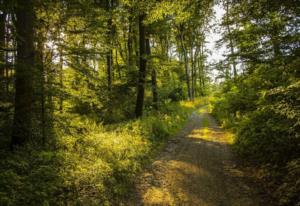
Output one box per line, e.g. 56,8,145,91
129,107,265,206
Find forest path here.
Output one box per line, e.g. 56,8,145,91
128,106,264,206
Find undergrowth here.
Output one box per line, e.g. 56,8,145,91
0,99,202,206
211,81,300,206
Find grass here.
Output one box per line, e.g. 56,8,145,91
0,99,205,206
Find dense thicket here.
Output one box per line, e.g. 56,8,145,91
0,0,213,204
212,0,300,205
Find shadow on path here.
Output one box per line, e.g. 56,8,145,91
129,109,265,206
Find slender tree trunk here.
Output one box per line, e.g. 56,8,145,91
201,45,205,92
5,48,9,96
106,50,112,91
197,57,203,96
59,47,63,112
37,40,46,145
115,49,121,79
179,26,192,100
198,44,205,96
193,47,199,97
11,0,35,148
106,0,113,92
135,14,147,118
190,47,195,100
146,38,158,109
127,13,134,75
0,11,6,99
225,0,237,78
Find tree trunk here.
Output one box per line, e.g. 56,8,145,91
0,11,6,99
197,57,203,96
127,13,134,73
192,47,199,97
106,0,113,92
37,40,46,145
190,47,195,100
59,47,63,112
225,0,237,78
115,48,121,79
146,38,158,109
198,44,205,96
11,0,35,148
135,14,147,118
106,50,112,91
179,26,192,100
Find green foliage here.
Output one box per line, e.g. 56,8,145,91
167,87,186,102
213,78,300,206
0,100,195,205
212,0,300,204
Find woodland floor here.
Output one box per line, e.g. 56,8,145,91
128,107,269,206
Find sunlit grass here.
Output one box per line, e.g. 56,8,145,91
187,116,235,145
180,100,197,108
143,187,175,205
179,97,208,108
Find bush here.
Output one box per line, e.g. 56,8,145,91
213,80,300,205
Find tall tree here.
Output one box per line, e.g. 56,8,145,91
11,0,36,148
0,7,6,99
106,0,114,92
135,14,147,117
223,0,237,79
179,24,192,100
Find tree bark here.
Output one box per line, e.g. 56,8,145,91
225,0,237,78
0,10,6,99
135,14,147,118
198,44,205,96
146,38,158,109
59,47,63,112
179,26,192,100
106,0,113,92
127,13,134,73
11,0,35,148
37,40,46,145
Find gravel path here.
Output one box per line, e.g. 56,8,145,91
129,108,264,206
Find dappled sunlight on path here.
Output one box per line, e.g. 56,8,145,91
129,108,263,206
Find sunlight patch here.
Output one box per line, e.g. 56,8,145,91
188,127,234,144
143,187,175,205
